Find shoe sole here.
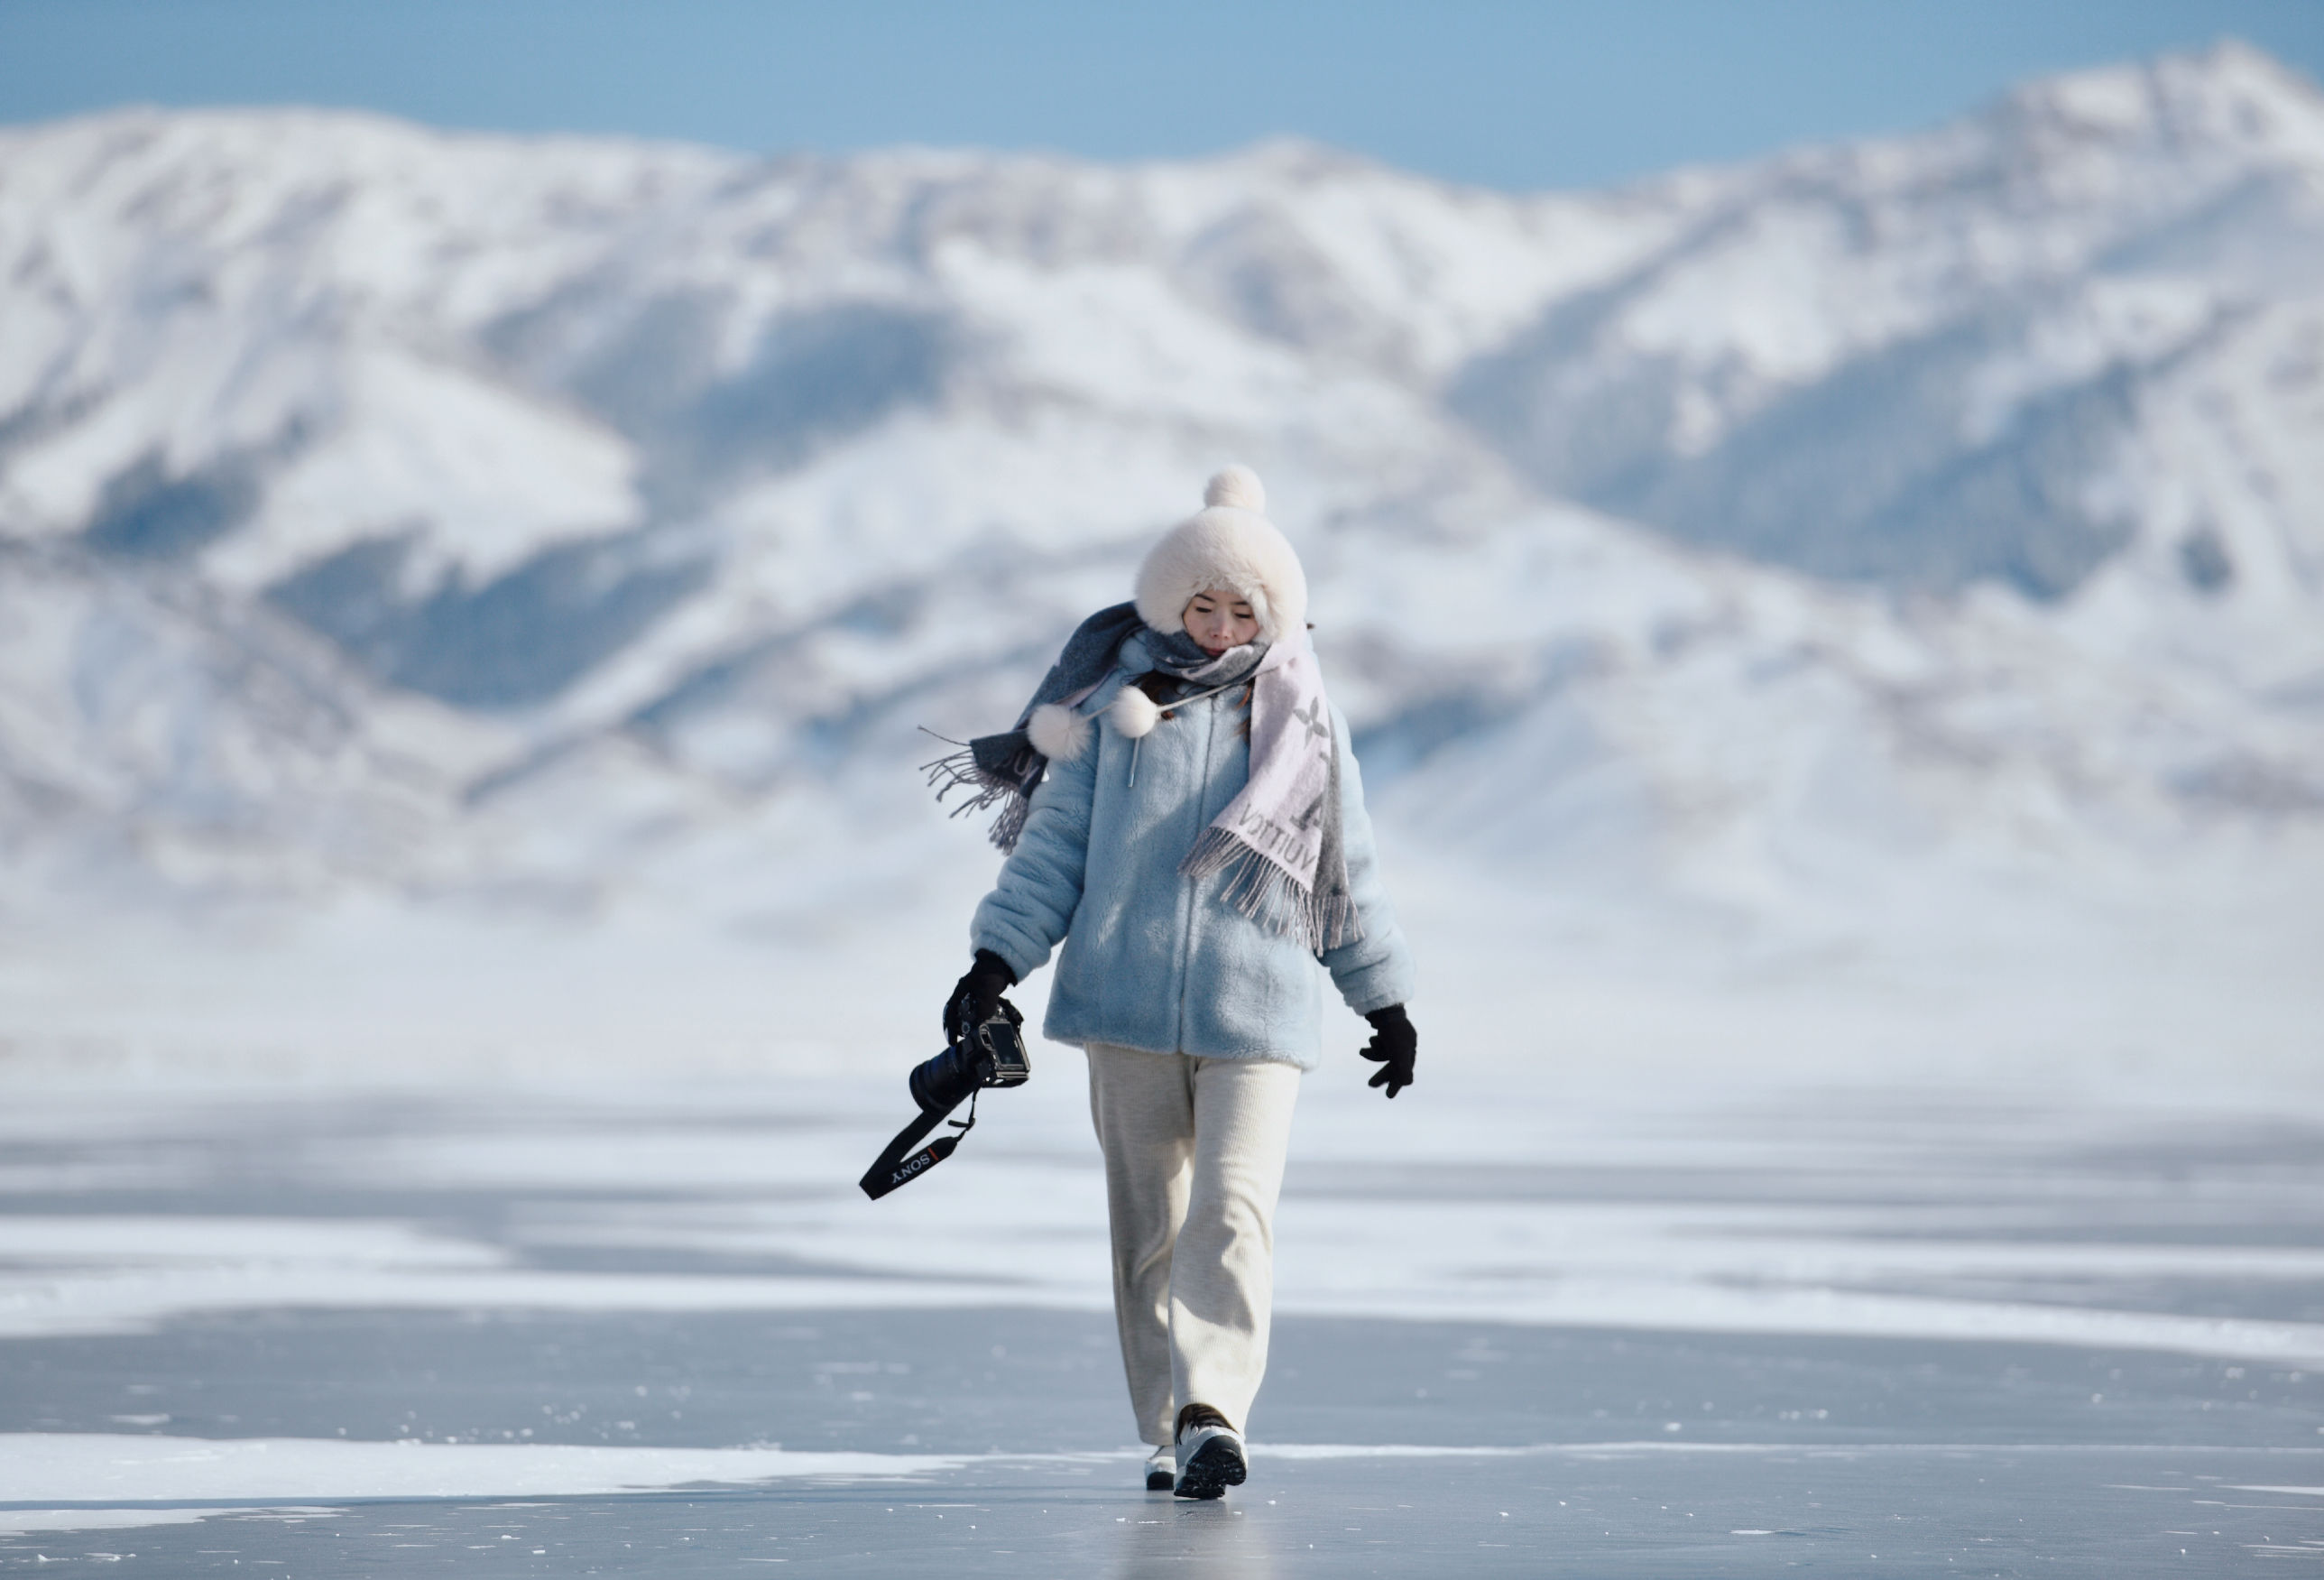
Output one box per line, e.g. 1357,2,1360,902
1173,1435,1246,1500
1145,1466,1175,1491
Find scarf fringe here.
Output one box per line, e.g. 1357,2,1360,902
921,746,1032,853
1180,826,1362,953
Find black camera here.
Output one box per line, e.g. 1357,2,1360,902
861,1001,1032,1200
910,1001,1032,1113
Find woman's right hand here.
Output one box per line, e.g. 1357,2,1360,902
944,949,1017,1044
1359,1004,1416,1098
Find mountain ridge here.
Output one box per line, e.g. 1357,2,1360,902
1,42,2319,929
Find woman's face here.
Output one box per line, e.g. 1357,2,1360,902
1183,589,1260,656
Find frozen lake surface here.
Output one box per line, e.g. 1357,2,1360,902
2,1064,2319,1575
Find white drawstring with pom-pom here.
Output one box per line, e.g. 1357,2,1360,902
1114,673,1251,788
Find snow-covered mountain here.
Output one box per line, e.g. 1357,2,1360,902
3,42,2320,937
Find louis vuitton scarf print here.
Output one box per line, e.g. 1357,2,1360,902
1178,622,1360,952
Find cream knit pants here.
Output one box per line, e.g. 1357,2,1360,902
1084,1042,1303,1447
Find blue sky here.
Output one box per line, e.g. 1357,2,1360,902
3,0,2319,189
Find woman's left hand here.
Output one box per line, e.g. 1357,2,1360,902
1359,1005,1416,1098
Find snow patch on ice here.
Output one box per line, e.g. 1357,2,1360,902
0,1507,225,1536
0,1434,984,1508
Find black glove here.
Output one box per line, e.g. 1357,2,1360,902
1359,1004,1416,1098
943,949,1017,1045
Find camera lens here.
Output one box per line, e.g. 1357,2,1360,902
908,1041,982,1113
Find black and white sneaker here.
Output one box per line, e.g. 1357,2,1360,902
1172,1404,1247,1501
1144,1446,1175,1491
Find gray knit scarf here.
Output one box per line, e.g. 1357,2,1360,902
925,601,1360,951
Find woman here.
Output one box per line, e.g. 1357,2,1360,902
930,466,1418,1499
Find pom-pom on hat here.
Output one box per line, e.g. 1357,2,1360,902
1133,465,1308,643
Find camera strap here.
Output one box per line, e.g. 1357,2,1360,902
858,1089,980,1201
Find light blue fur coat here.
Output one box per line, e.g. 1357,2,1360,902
971,631,1416,1069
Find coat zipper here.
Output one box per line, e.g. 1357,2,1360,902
1175,689,1217,1049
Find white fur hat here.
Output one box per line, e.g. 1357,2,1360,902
1133,466,1308,643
